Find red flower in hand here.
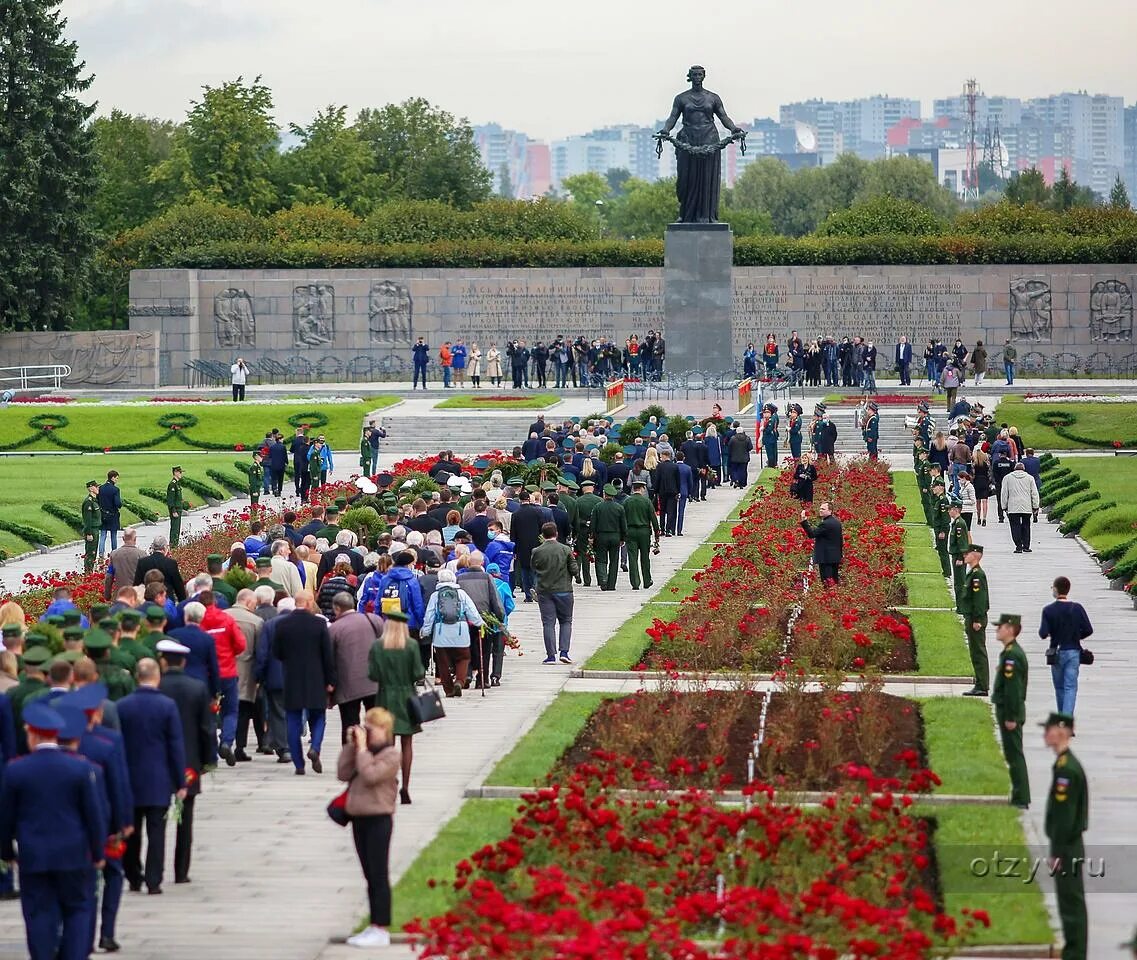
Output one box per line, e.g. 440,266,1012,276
184,768,198,788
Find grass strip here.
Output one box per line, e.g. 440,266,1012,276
433,393,560,409
709,519,742,543
391,798,519,931
892,469,924,521
485,692,613,787
921,697,1007,796
909,609,971,677
683,543,721,570
903,526,944,575
584,601,676,670
904,572,954,609
659,566,699,601
924,803,1054,946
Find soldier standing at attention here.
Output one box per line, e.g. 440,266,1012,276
1042,712,1088,960
82,480,101,574
946,498,971,606
991,614,1030,808
959,544,990,696
167,466,185,547
248,451,264,511
623,478,660,590
861,401,879,460
931,479,951,578
591,484,627,592
573,478,602,588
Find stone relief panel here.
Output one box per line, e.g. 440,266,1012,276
21,332,156,385
213,288,256,347
293,283,335,347
1089,280,1133,342
368,280,413,344
1009,278,1052,343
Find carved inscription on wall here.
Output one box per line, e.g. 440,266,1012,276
799,277,963,345
732,280,790,346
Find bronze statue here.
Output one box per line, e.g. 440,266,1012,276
656,65,745,224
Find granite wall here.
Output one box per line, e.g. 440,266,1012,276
0,330,160,388
127,264,1137,384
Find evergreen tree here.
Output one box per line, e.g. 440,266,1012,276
0,0,97,330
1109,174,1131,210
497,162,514,199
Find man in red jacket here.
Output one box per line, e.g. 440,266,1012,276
199,590,246,765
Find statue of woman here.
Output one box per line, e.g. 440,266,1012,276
657,65,743,224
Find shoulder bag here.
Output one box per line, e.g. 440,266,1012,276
408,675,446,725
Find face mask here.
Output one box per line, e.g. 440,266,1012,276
487,532,497,540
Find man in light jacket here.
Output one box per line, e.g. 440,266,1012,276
269,539,303,597
1000,462,1041,554
420,569,484,697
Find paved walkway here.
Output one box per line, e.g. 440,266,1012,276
0,467,748,960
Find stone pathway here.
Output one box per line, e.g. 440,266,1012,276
0,468,748,960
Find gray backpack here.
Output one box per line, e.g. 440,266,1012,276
436,585,461,625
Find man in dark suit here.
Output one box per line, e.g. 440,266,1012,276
294,505,327,540
271,591,336,775
267,434,288,498
464,501,492,552
168,602,220,700
654,449,681,537
606,452,631,491
800,501,844,584
157,639,216,885
97,470,122,558
133,537,186,602
680,433,707,501
509,493,546,602
895,336,913,386
0,701,107,960
117,659,186,894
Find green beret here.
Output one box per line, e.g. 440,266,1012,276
61,610,82,625
145,605,166,623
997,613,1021,627
83,629,112,651
22,646,52,666
1,623,23,637
603,483,619,496
1039,711,1074,733
119,609,142,625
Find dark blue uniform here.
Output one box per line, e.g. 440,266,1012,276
0,694,16,897
0,745,106,960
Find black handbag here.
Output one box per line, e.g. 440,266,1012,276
1079,647,1094,666
1045,646,1057,665
407,677,446,725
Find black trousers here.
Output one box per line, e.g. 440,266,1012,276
124,806,167,891
232,384,246,401
174,794,196,883
659,494,678,534
237,697,266,751
819,563,840,584
338,695,375,743
352,815,393,927
270,468,285,496
1008,513,1031,550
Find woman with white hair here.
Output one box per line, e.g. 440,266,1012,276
420,568,484,697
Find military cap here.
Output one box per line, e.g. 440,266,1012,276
603,483,619,496
1,623,23,637
206,553,224,563
384,610,409,623
24,631,49,646
400,479,416,491
631,478,648,489
44,614,65,627
22,701,65,735
579,478,596,488
447,476,464,489
560,477,579,491
947,497,963,509
917,402,929,413
57,649,84,664
434,471,452,485
62,626,85,641
89,604,111,620
119,609,142,625
507,476,524,486
540,481,557,492
61,609,82,626
965,543,984,554
83,629,112,651
376,473,394,487
97,617,119,631
325,505,340,516
996,613,1021,627
867,402,878,411
86,479,100,488
22,646,52,667
156,638,191,655
60,682,106,711
931,478,945,489
171,465,183,472
472,459,490,470
524,484,539,494
55,704,87,741
145,605,167,623
1039,711,1074,733
254,556,273,568
334,497,347,508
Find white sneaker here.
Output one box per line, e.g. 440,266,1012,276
347,926,391,948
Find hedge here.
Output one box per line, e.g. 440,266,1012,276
207,469,252,494
1049,490,1100,521
0,518,54,547
180,477,225,502
1061,500,1115,536
41,503,84,533
121,498,160,523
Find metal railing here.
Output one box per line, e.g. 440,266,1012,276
0,364,71,390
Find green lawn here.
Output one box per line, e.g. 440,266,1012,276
0,399,391,453
909,609,972,677
433,393,560,410
997,396,1137,450
922,698,1007,796
1041,456,1137,552
684,543,721,569
903,526,944,574
709,519,744,543
486,692,612,787
391,799,519,931
659,566,699,600
904,573,954,609
585,602,676,670
892,470,924,521
926,804,1054,946
0,452,250,555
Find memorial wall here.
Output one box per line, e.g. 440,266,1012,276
125,264,1136,385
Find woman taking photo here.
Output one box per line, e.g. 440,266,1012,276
337,706,400,949
367,611,424,804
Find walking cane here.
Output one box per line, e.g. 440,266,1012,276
479,627,487,698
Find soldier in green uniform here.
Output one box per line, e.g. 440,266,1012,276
248,451,264,510
167,465,185,547
360,428,373,475
375,473,399,516
946,498,971,605
251,556,285,597
315,505,342,543
623,478,660,590
930,479,951,577
117,609,150,666
84,629,135,701
990,613,1030,808
1041,712,1088,960
915,453,932,525
8,645,51,747
958,543,990,696
573,478,602,587
591,484,627,592
82,479,101,573
207,554,238,606
98,616,137,672
139,605,168,654
307,441,324,501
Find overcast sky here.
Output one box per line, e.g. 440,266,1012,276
64,0,1137,141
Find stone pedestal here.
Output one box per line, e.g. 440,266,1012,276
664,223,734,374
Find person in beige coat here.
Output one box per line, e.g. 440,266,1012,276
328,593,381,740
270,540,303,597
337,707,400,949
227,588,267,760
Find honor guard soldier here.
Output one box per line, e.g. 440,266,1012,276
0,700,107,960
862,402,879,460
1042,712,1088,960
166,466,185,547
930,478,951,578
375,474,398,516
990,614,1030,808
946,498,971,605
591,484,627,592
573,478,602,587
9,645,52,752
623,478,661,590
84,630,136,702
82,480,101,574
248,451,264,510
958,543,990,696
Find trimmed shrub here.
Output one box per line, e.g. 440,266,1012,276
41,503,84,532
121,498,159,523
816,197,947,237
180,476,225,501
341,506,383,540
1050,490,1100,521
0,517,54,547
1061,501,1115,536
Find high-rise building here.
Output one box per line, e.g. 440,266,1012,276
933,95,1023,128
779,100,844,164
549,125,661,189
1124,105,1137,202
1025,92,1123,195
473,123,535,197
843,95,920,152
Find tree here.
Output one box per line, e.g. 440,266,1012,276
151,76,280,214
1049,166,1096,211
277,105,385,214
0,0,97,330
1004,167,1050,206
604,178,677,237
605,167,632,197
90,110,178,235
854,155,959,219
731,158,832,236
816,196,946,237
354,98,491,209
561,172,610,231
1108,174,1130,210
497,162,514,199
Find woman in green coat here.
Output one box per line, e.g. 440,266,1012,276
367,611,425,804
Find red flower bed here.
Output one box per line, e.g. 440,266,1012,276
9,395,74,404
